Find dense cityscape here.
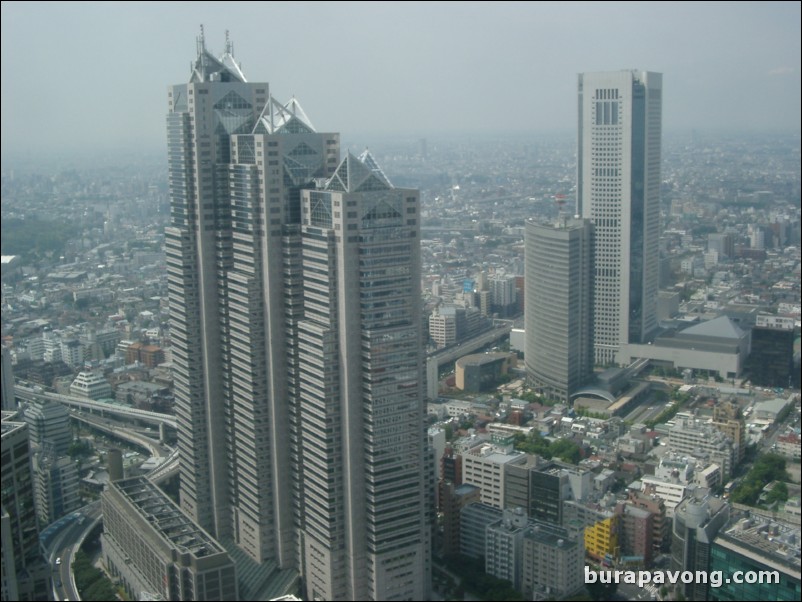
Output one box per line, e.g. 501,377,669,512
2,31,801,602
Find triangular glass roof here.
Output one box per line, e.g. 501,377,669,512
219,51,247,83
357,149,392,188
325,153,393,193
214,91,252,110
288,143,318,157
283,156,313,182
190,29,248,83
253,96,317,135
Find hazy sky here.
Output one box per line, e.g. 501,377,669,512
1,1,800,156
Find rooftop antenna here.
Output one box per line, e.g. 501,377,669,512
225,29,233,55
198,24,206,54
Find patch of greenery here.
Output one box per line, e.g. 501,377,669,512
730,453,788,507
513,432,581,464
1,217,80,261
72,550,117,600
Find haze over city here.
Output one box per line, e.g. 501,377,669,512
1,1,800,160
1,2,800,602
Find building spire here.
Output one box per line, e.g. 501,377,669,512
225,29,233,56
197,24,206,55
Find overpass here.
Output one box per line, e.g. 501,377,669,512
71,412,168,458
426,324,513,398
146,448,180,483
14,384,176,442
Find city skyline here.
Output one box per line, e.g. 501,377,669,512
0,7,799,602
2,2,800,158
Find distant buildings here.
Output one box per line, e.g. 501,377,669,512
748,314,798,388
577,70,662,365
488,273,519,317
455,352,517,392
69,370,112,400
620,315,750,380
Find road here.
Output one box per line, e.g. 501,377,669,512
44,500,102,601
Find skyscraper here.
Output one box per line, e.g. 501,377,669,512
297,153,429,600
1,411,51,602
525,218,594,401
166,32,428,600
577,71,662,365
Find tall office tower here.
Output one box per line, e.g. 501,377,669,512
525,218,594,401
577,71,662,364
166,32,338,567
1,411,51,601
296,152,429,601
167,33,427,600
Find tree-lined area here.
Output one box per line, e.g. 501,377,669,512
1,217,80,261
730,453,789,507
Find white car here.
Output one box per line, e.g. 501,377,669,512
55,557,61,565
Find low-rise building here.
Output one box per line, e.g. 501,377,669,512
521,522,584,600
101,476,238,601
462,434,527,508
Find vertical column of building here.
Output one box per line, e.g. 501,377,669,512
297,208,349,600
165,83,214,530
166,39,265,541
222,134,275,563
297,154,429,600
641,72,662,343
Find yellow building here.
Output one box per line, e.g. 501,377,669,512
584,515,619,562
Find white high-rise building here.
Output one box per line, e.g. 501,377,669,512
165,32,428,600
577,70,662,365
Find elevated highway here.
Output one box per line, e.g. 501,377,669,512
14,384,176,442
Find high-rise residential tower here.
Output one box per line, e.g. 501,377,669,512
525,218,594,402
577,71,662,365
166,32,428,600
